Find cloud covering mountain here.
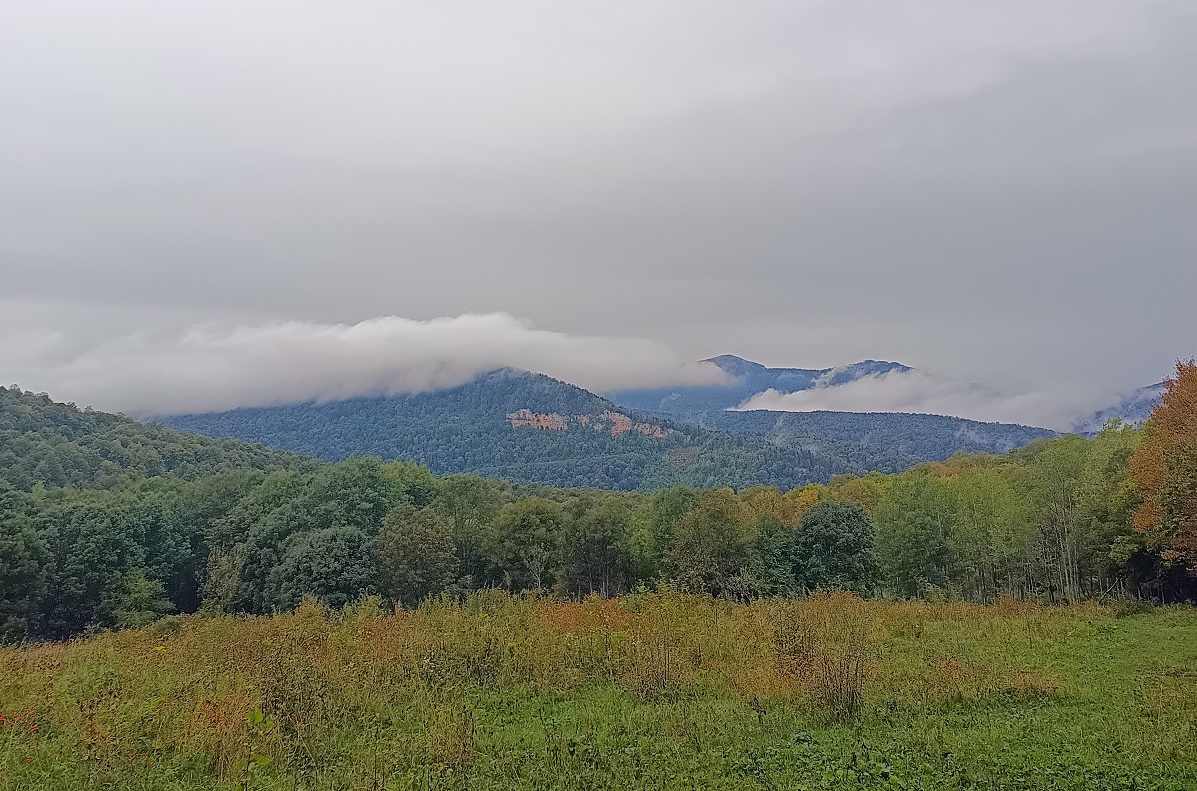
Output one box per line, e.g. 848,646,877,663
1,0,1194,401
1072,382,1166,434
1,313,726,415
735,368,1092,430
2,309,1156,429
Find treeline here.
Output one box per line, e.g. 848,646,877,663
0,458,884,642
3,364,1197,642
1,426,1193,642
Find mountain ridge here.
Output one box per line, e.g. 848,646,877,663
1073,382,1165,434
607,356,912,414
158,367,1056,491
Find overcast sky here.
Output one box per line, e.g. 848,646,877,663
1,1,1194,422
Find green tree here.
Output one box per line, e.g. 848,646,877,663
949,466,1034,601
270,526,376,610
557,497,631,596
664,489,751,596
383,461,442,508
623,487,695,584
745,516,798,596
1075,421,1143,593
374,506,458,607
207,469,303,550
102,568,174,629
38,492,138,638
875,474,955,598
437,474,505,586
1021,436,1090,602
234,501,309,614
305,458,400,534
115,486,205,614
792,501,878,593
488,498,564,591
829,473,890,517
0,481,46,641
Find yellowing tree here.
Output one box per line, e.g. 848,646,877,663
785,484,827,521
1131,360,1197,569
739,486,801,527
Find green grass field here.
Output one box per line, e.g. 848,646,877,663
3,594,1195,790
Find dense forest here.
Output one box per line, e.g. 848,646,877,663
158,369,1054,490
0,385,314,490
3,363,1196,643
691,408,1052,462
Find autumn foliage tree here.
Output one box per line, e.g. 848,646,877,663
1131,360,1197,569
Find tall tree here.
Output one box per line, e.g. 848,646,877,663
269,526,376,610
740,486,802,527
487,498,564,591
1075,421,1143,594
745,516,798,596
38,492,139,638
383,461,442,509
0,481,46,641
792,501,878,594
557,497,631,596
829,474,890,517
1021,436,1089,602
374,506,458,607
306,458,400,534
874,474,955,598
437,474,505,585
102,568,174,629
1132,360,1197,570
664,489,751,596
949,466,1034,601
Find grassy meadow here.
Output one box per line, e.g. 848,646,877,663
2,593,1196,790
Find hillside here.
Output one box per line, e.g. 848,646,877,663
1074,382,1165,434
158,369,1052,491
0,385,313,490
693,409,1055,461
606,355,910,413
159,370,858,491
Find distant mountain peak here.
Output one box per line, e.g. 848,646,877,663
701,355,910,378
847,359,909,371
702,354,767,376
1072,381,1165,434
609,356,916,415
703,354,749,365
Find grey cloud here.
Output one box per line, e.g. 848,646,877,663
0,313,728,415
736,368,1102,430
1,1,1194,402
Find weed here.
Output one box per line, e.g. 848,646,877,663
1,594,1195,789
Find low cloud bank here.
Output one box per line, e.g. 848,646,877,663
736,368,1091,430
1,313,727,415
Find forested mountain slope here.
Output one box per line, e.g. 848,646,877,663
0,385,313,490
160,370,857,491
692,409,1055,461
158,369,1052,491
1073,382,1165,434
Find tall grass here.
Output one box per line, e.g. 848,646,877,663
2,593,1194,789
